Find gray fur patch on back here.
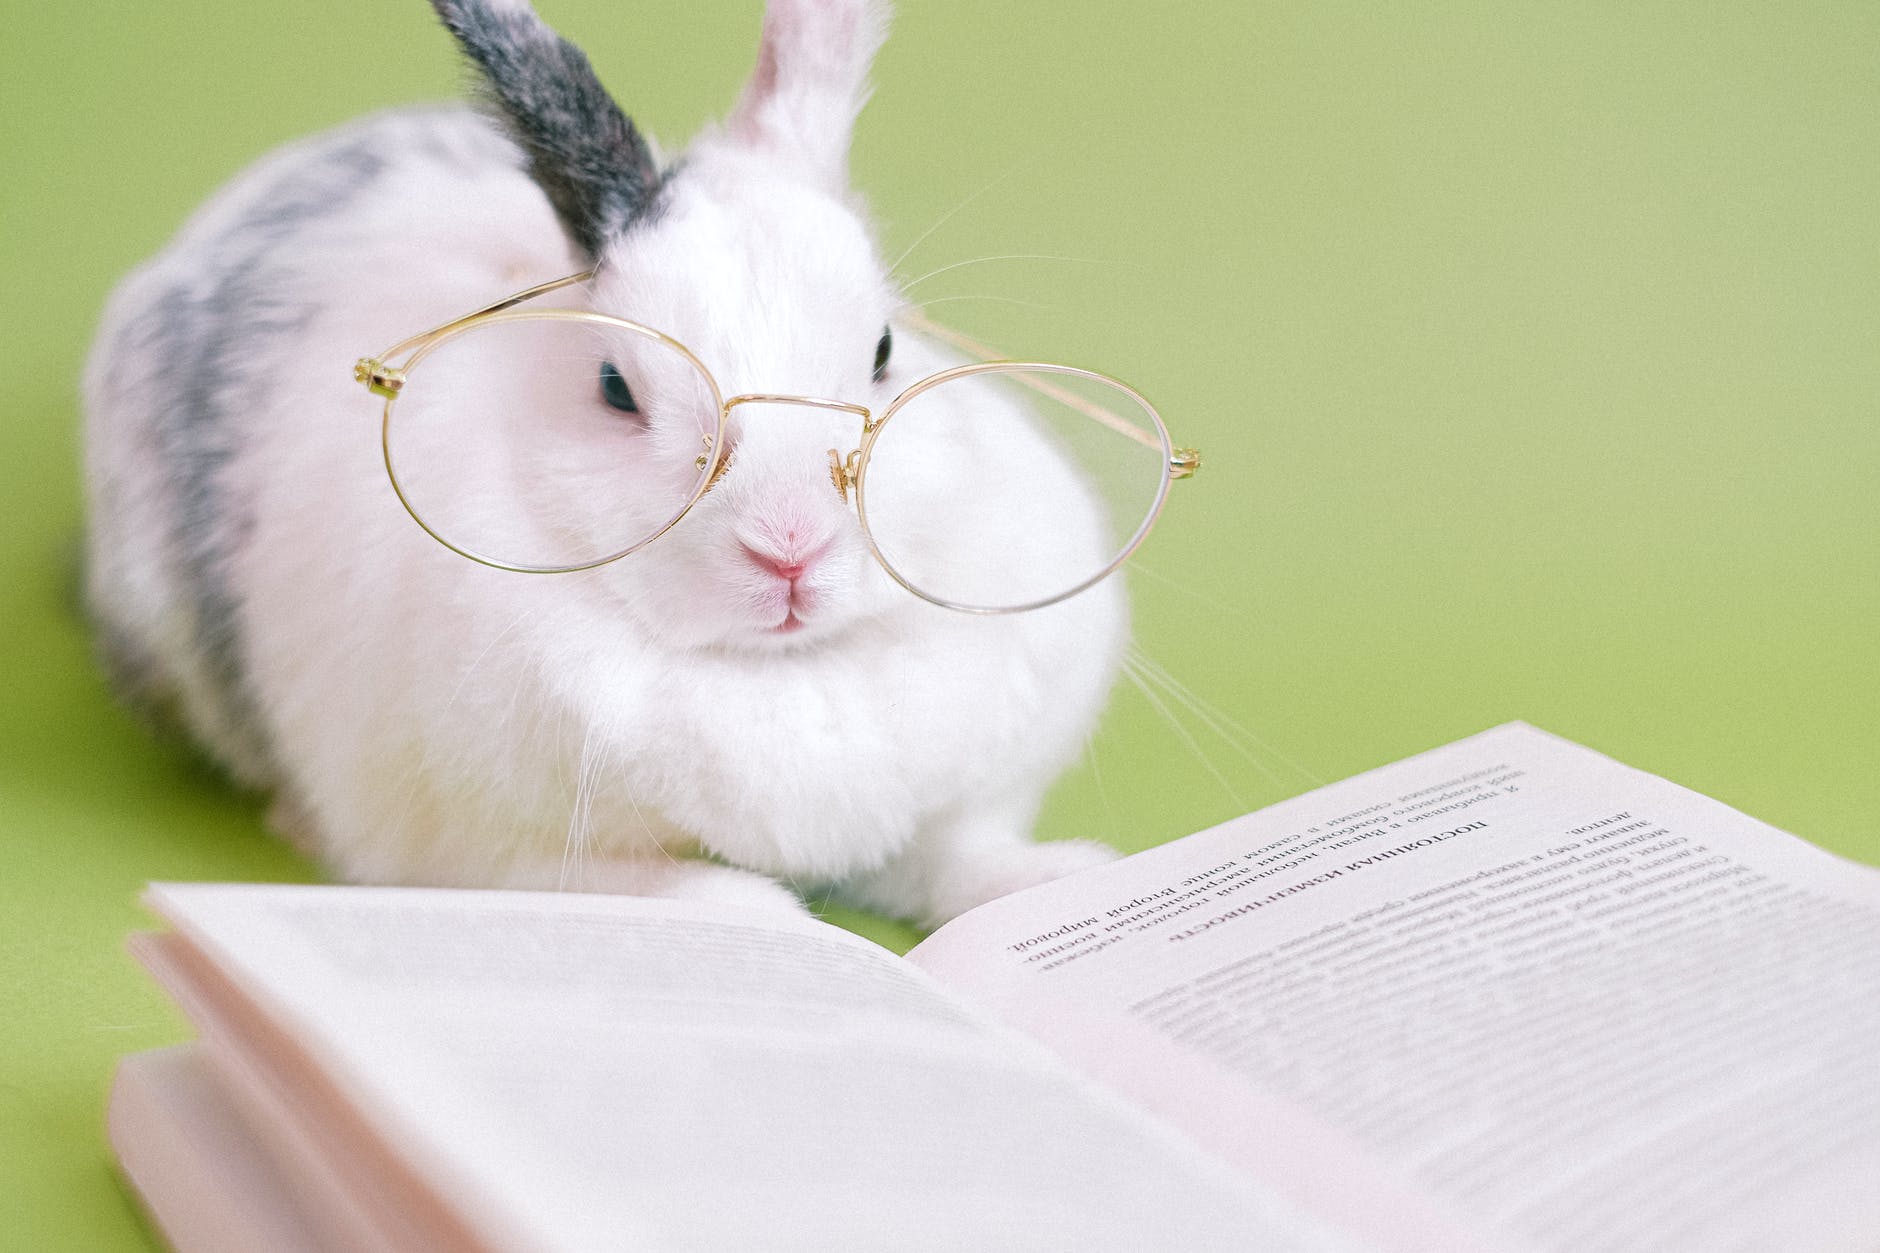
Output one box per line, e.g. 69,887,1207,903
104,132,397,776
93,111,525,780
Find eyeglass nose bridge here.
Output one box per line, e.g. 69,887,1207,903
723,392,872,420
719,392,876,505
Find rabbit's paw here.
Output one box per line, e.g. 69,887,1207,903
509,858,810,916
896,838,1119,930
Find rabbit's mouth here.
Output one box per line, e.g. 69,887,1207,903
751,549,828,636
750,596,871,652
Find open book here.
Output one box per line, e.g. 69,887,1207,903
111,724,1880,1252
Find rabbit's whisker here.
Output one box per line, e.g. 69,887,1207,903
1125,643,1324,789
904,294,1057,313
887,164,1026,275
1120,652,1250,809
563,681,630,891
1124,558,1239,619
899,252,1104,294
1084,730,1121,850
443,604,537,722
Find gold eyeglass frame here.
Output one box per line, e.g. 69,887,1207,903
355,269,1201,615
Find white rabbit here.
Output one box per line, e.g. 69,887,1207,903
83,0,1131,927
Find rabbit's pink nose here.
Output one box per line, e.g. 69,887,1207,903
743,544,822,583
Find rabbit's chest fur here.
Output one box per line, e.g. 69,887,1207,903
278,566,1119,888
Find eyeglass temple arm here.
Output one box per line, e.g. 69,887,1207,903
894,310,1200,478
354,269,600,399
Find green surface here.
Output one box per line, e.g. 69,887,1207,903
3,1,1876,1247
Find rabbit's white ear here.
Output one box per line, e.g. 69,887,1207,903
726,0,889,183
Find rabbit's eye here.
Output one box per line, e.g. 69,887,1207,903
598,362,639,414
873,326,892,383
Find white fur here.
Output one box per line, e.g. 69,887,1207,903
83,0,1125,928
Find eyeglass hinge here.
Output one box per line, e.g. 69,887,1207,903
827,448,862,504
1169,447,1202,479
353,358,407,399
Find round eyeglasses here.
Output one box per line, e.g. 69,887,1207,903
355,271,1200,615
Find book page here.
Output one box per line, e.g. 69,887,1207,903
141,884,1356,1253
109,1045,327,1253
130,930,465,1251
910,723,1880,1252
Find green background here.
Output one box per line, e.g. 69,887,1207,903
3,1,1875,1246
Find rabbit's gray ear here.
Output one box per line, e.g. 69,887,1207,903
431,0,659,259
